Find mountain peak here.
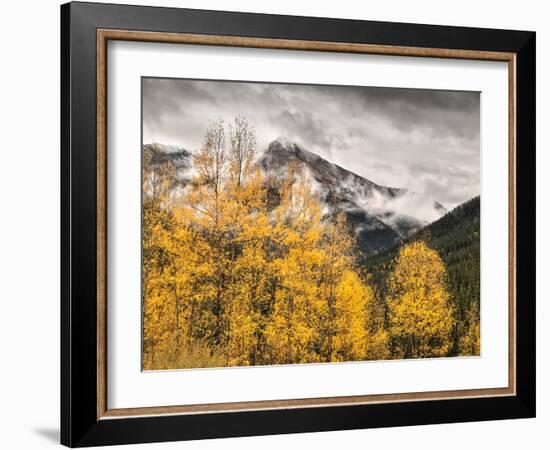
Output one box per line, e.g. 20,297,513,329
266,138,316,163
271,136,296,151
143,143,194,182
259,139,447,253
264,138,351,184
146,142,190,155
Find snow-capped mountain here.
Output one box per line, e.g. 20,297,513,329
259,139,446,255
143,143,194,183
143,140,446,256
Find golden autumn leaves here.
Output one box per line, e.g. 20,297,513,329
142,116,477,370
387,241,455,358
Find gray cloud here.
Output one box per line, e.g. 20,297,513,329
142,77,480,209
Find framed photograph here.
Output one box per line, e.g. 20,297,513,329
61,2,536,447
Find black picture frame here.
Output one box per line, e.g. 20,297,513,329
61,1,536,447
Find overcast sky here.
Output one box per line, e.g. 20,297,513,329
142,77,480,209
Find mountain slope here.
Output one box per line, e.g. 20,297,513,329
364,196,480,351
259,139,446,255
143,143,194,184
143,139,447,255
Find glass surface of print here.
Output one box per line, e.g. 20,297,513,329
141,78,480,370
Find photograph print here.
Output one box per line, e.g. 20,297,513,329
141,78,480,370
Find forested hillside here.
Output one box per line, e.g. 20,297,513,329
364,196,480,355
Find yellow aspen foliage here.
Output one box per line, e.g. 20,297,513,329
459,302,480,356
225,163,272,365
331,271,370,361
387,240,455,359
318,214,363,361
185,120,235,349
364,328,391,361
320,215,389,362
142,116,434,370
141,147,180,369
265,167,326,364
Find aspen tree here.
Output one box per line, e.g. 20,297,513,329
387,241,455,358
459,302,480,356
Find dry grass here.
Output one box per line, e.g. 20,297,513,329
143,341,227,370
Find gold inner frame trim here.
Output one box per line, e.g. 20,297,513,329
96,28,517,420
